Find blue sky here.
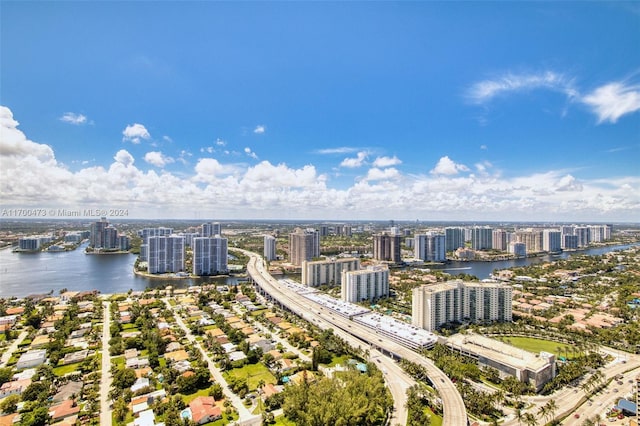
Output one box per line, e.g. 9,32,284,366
1,1,639,221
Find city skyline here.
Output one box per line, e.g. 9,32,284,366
1,2,639,221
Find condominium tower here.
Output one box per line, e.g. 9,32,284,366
373,233,402,263
302,257,360,287
148,236,185,274
289,228,320,266
341,266,390,303
264,235,277,261
412,280,513,331
192,236,228,275
414,233,446,262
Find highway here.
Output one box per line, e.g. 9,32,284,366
238,249,468,426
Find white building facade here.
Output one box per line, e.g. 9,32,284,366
341,266,389,303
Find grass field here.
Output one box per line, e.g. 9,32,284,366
273,416,296,426
225,363,276,390
497,336,579,359
53,362,82,376
181,386,214,404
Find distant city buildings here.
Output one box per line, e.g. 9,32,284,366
445,227,466,252
341,265,390,303
373,232,401,263
193,236,228,275
264,235,277,261
412,280,513,332
201,222,222,237
289,228,320,266
414,233,446,262
90,218,121,249
471,227,493,250
302,257,360,287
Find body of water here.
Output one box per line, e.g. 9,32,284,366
0,242,239,298
0,243,636,298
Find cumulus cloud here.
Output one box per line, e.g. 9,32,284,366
467,71,577,104
244,147,258,159
253,125,265,134
430,156,470,175
113,149,134,167
581,82,640,123
216,138,226,146
60,112,88,125
372,156,402,168
340,151,368,168
1,105,638,221
122,123,151,144
364,167,401,181
144,151,174,168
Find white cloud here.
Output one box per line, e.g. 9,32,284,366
1,105,638,221
581,82,640,123
340,151,368,168
60,112,88,125
144,151,174,168
216,138,226,146
122,123,151,144
372,156,402,168
200,147,215,154
480,145,488,150
162,135,173,143
244,147,258,159
430,156,470,175
253,125,266,134
467,71,577,104
315,147,359,155
113,149,134,167
364,167,400,181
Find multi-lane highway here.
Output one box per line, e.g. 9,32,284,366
238,249,468,426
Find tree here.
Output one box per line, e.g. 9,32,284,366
0,368,12,386
545,399,558,423
0,395,19,414
523,412,537,426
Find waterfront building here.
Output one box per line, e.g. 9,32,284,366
118,235,130,251
412,280,512,332
414,233,446,262
264,235,277,261
148,236,185,274
514,229,543,253
288,228,320,266
341,265,389,303
471,227,493,250
193,236,228,275
542,230,562,252
447,333,556,392
509,242,527,257
574,226,590,247
179,232,200,247
18,237,41,251
492,230,508,251
138,227,173,260
90,217,108,248
563,235,578,249
302,257,360,287
445,227,466,252
373,232,401,263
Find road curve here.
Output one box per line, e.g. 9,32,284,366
237,249,468,426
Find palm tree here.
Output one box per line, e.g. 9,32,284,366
515,408,524,426
545,399,558,423
523,412,537,426
537,405,549,425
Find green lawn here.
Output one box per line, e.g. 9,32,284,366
181,386,215,404
225,363,276,390
497,336,579,359
0,334,6,342
324,354,350,368
112,356,125,368
53,362,83,376
273,415,296,426
427,407,443,426
121,323,140,331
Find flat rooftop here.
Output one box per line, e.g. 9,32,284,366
354,312,437,347
447,333,552,372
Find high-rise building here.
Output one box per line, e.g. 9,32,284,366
302,257,360,287
574,227,589,247
471,227,493,250
562,235,578,250
264,235,277,261
90,218,108,248
509,242,527,257
147,236,185,274
373,233,401,263
289,228,320,266
201,222,222,237
138,227,173,260
414,233,446,262
118,235,130,251
514,229,543,253
445,227,466,252
341,266,390,303
193,236,228,275
492,230,508,251
542,230,562,252
412,280,512,332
